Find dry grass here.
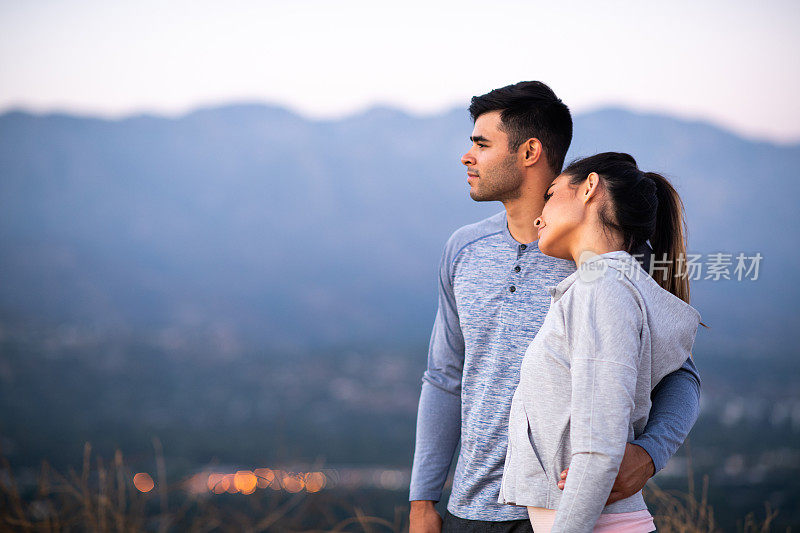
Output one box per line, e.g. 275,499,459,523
646,476,780,533
0,440,406,532
0,441,785,532
645,442,783,533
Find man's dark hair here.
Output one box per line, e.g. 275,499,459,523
468,81,573,175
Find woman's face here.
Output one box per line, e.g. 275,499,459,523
534,173,588,260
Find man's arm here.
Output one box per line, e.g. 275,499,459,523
558,356,702,502
409,238,465,527
631,355,701,473
409,383,460,531
409,383,461,501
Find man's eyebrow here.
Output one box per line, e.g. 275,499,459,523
470,135,490,143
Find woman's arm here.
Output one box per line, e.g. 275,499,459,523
551,276,643,533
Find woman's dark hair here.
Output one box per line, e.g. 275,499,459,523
562,152,692,303
469,81,573,175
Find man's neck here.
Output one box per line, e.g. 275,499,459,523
503,188,546,245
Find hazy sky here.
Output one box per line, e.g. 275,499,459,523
2,0,798,142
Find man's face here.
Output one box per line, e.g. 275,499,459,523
460,111,524,202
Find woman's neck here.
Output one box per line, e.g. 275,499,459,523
571,226,625,267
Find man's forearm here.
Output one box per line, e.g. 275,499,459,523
409,380,461,502
631,357,701,473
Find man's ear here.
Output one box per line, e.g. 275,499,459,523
582,172,601,204
522,138,543,167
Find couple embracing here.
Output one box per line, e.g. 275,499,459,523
409,82,702,533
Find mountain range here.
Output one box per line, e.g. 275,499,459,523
0,103,797,357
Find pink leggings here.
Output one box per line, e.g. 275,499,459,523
527,507,656,532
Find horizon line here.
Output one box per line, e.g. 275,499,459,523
1,99,798,148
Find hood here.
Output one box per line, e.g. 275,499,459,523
548,250,701,384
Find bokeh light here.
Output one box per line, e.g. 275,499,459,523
207,473,229,494
254,468,275,489
133,472,154,493
234,470,257,495
224,473,237,493
281,473,305,493
304,472,326,493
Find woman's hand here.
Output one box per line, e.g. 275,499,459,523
557,443,656,504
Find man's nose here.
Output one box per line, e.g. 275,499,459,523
461,151,475,166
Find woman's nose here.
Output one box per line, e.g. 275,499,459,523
534,217,543,227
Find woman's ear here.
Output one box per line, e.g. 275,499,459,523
582,172,601,204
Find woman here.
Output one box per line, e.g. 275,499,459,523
497,152,702,532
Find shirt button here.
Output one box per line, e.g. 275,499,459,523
514,266,521,272
509,286,516,292
520,244,527,250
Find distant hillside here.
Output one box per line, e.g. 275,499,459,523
0,104,797,355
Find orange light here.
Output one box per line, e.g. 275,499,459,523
225,474,238,493
133,473,155,493
254,468,275,489
234,471,257,494
304,472,326,493
268,470,283,490
281,473,305,493
207,473,227,494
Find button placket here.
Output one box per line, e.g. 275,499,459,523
510,253,524,293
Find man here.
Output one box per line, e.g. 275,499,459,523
408,81,701,532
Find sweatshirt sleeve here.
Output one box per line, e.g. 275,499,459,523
631,356,701,472
409,237,464,502
552,277,643,533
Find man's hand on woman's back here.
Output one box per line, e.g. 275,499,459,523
557,442,656,505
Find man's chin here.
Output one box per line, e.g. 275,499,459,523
469,189,496,202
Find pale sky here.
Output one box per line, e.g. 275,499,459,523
1,0,799,143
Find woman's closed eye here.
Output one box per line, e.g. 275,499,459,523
544,190,553,202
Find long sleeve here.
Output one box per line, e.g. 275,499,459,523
409,382,461,501
552,278,643,533
631,356,701,472
409,238,465,502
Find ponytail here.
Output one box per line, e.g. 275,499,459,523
645,172,690,303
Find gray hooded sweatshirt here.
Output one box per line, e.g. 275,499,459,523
498,250,701,532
